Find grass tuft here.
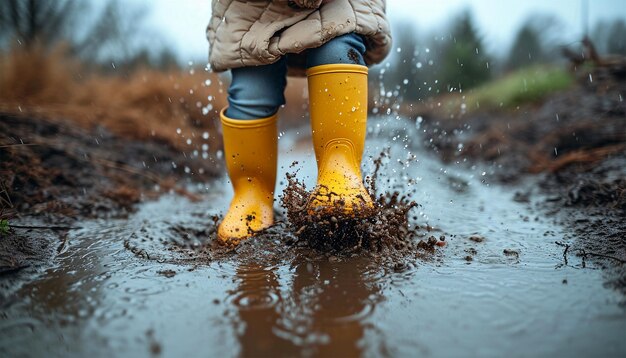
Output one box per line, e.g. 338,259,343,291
465,65,575,110
433,65,575,116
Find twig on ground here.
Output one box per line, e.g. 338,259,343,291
10,224,81,230
577,249,626,265
555,241,570,266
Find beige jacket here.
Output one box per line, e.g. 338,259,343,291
206,0,391,75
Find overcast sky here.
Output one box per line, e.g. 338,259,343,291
136,0,626,62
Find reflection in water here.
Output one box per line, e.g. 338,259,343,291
231,257,382,356
0,225,118,356
229,264,298,356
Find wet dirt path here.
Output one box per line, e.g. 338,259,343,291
1,116,626,357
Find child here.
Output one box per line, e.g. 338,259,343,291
207,0,391,244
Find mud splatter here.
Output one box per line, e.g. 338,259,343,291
281,151,438,260
122,151,441,267
347,49,361,64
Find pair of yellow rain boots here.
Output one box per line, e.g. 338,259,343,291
217,64,373,244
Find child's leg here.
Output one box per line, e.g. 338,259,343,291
304,33,374,214
306,33,366,68
226,57,288,119
218,59,287,244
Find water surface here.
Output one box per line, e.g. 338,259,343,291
1,117,625,357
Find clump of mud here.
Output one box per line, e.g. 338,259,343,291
566,177,626,210
281,152,439,258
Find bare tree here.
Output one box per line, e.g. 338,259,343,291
0,0,82,48
72,0,148,63
0,0,177,69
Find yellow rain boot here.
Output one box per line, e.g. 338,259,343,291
306,64,374,215
218,109,277,244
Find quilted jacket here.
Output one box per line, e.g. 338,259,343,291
206,0,391,75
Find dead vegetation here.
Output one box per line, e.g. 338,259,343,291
0,47,230,221
0,46,227,152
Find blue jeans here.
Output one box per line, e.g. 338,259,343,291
226,33,367,120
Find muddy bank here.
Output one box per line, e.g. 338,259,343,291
414,58,626,293
540,157,626,293
0,112,221,295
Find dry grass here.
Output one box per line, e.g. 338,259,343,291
0,47,312,149
0,46,228,152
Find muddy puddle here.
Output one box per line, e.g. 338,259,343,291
2,116,626,357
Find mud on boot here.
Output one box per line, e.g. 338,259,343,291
306,64,374,217
217,109,277,245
